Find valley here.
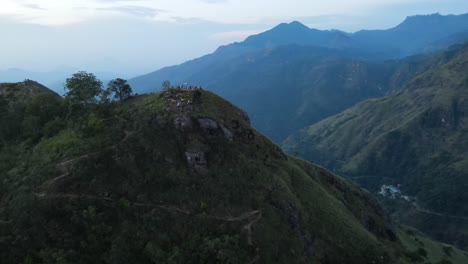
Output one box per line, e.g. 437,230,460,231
283,42,468,248
2,8,468,264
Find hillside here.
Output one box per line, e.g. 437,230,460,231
130,46,444,143
283,43,468,248
129,13,468,142
4,81,465,263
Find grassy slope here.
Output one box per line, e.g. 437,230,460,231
398,225,468,264
1,81,467,263
0,84,408,263
283,43,468,248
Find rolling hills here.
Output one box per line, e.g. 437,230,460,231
0,81,401,263
283,43,468,249
2,80,466,263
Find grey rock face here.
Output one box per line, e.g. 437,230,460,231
220,124,234,141
174,116,193,131
185,151,207,171
197,118,218,130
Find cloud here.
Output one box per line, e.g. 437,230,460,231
210,30,263,41
2,0,467,27
199,0,228,3
96,5,164,18
96,0,145,2
21,4,47,11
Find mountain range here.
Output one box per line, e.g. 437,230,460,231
2,11,468,263
129,13,468,142
283,43,468,249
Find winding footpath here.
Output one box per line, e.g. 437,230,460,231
413,202,468,221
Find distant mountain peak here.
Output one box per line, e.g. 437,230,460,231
391,12,468,33
398,12,464,26
286,21,309,29
410,12,442,17
403,12,442,21
269,20,310,33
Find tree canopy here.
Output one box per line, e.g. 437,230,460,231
162,80,171,90
105,78,133,102
64,71,103,106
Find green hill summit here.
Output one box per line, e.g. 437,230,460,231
1,81,464,263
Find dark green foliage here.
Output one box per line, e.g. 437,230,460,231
404,249,425,262
418,247,428,258
0,82,410,263
64,71,103,106
105,78,133,102
397,226,468,264
0,81,64,144
436,260,454,264
444,246,454,257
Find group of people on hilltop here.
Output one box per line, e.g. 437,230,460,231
174,85,203,91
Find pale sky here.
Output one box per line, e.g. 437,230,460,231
1,0,468,76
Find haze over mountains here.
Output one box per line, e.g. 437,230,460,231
129,13,468,142
3,8,468,263
127,12,468,252
283,42,468,249
0,68,127,95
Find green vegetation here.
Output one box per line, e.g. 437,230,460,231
398,226,468,264
0,80,64,144
132,44,457,143
283,43,468,248
64,71,103,106
104,78,133,102
0,80,422,263
130,14,468,143
2,79,466,263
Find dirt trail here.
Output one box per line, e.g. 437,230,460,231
45,154,92,187
37,122,262,257
35,192,192,214
209,210,261,222
35,192,262,226
247,255,260,264
115,130,135,146
45,129,136,188
413,202,468,221
209,210,262,246
35,191,262,260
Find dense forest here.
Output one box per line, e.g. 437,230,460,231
2,74,466,263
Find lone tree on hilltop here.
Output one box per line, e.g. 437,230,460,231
162,80,171,90
64,71,103,106
105,78,133,102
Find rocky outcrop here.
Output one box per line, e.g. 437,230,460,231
185,150,207,172
220,124,234,141
174,115,193,131
198,118,218,130
197,118,234,141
